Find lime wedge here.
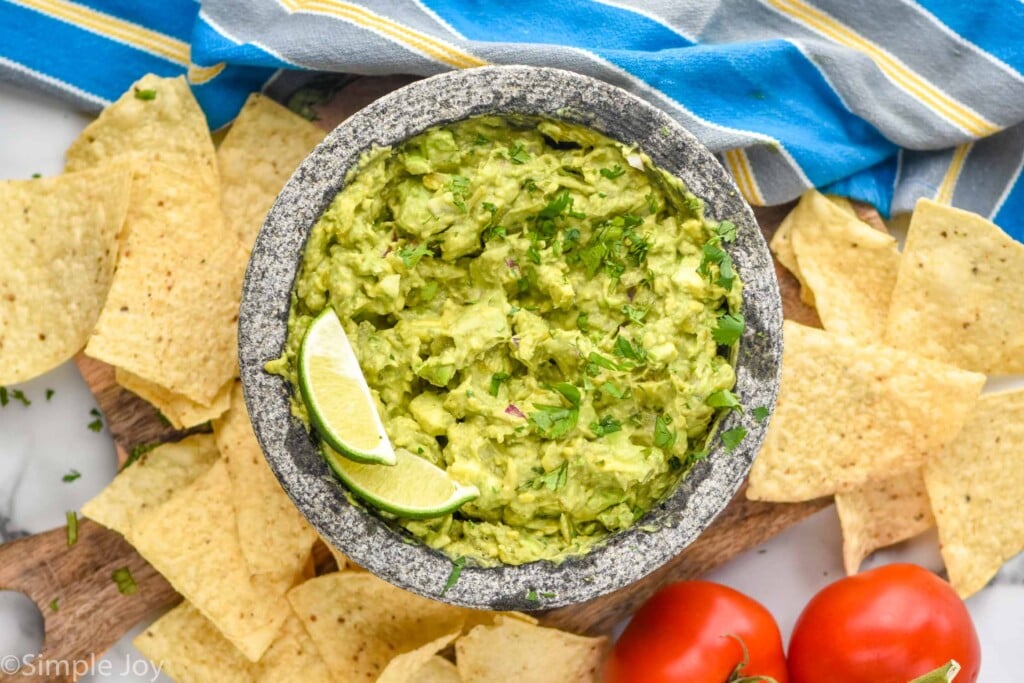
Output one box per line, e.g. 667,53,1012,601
323,446,480,519
298,307,397,466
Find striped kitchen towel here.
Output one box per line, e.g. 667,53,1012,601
2,0,1023,238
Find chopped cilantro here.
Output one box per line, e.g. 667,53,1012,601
752,406,770,422
441,557,466,595
707,389,742,412
0,387,7,406
586,352,621,375
600,381,626,399
590,415,622,437
482,201,498,213
123,442,159,470
540,462,568,490
112,567,138,595
398,243,431,268
473,133,489,146
87,417,103,433
526,245,541,264
715,220,738,243
697,242,736,291
576,312,589,332
484,224,507,240
448,175,471,213
31,172,41,179
525,589,539,602
528,404,578,439
654,414,677,450
489,372,510,397
539,591,557,599
721,426,747,451
11,389,30,406
712,313,745,346
538,189,573,218
49,599,59,612
133,88,157,100
613,335,647,364
62,469,81,483
66,511,78,546
600,164,625,179
45,388,54,401
551,382,581,407
508,143,530,164
622,303,648,325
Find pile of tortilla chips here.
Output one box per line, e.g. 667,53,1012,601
43,76,608,682
752,190,1024,598
83,391,606,682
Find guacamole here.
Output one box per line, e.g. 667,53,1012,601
270,115,742,565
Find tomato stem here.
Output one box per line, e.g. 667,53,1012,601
908,661,961,683
722,634,780,683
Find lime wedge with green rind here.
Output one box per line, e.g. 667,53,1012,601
298,307,397,466
323,445,480,519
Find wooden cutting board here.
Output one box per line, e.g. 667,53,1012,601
0,77,881,681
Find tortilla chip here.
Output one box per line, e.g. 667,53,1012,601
129,461,291,661
81,434,219,536
410,657,461,682
377,631,461,683
770,210,814,307
835,468,935,575
65,74,217,182
214,382,317,580
217,94,325,249
287,571,472,681
116,368,232,429
455,616,606,683
134,601,255,683
790,191,901,343
0,162,130,384
924,389,1024,598
886,199,1024,374
85,161,246,405
256,614,332,683
770,192,857,308
746,322,985,502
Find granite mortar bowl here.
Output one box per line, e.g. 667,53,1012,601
239,65,783,612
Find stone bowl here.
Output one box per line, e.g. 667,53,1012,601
238,66,782,611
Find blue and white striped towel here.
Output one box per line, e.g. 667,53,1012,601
3,0,1022,239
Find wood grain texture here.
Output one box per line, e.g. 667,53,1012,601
0,519,178,682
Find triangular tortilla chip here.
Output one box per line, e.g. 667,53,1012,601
455,616,606,683
835,468,935,575
85,162,246,405
747,322,985,502
287,572,472,681
0,162,130,384
81,434,219,537
886,199,1024,373
65,74,217,184
214,382,317,581
790,191,900,343
134,601,255,683
256,613,333,683
116,368,232,429
129,461,291,661
377,631,461,683
217,94,325,250
924,389,1024,598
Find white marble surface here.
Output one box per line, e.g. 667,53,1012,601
1,79,1021,681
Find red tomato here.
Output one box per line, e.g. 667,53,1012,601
605,581,788,683
788,563,981,683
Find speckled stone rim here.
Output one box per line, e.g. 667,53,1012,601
239,66,782,612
